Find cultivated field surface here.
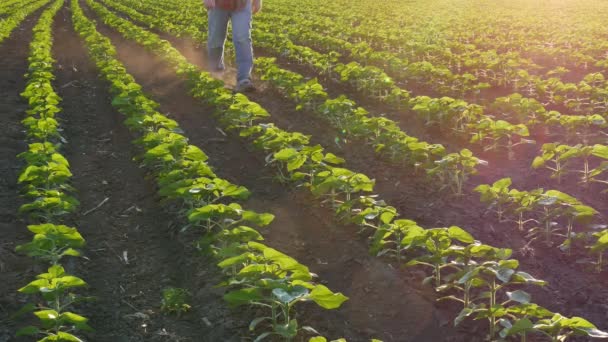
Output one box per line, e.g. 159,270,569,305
2,1,608,341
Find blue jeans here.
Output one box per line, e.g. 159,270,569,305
207,1,253,83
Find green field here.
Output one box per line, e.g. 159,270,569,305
2,0,608,341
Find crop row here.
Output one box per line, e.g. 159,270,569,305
0,0,50,44
0,0,36,15
0,0,28,11
254,56,482,195
83,0,608,340
70,0,349,340
12,1,94,341
475,178,608,269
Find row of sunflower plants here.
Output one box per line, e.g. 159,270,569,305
499,71,608,117
527,140,608,220
532,143,608,188
254,57,484,196
0,0,29,10
84,1,608,340
487,93,608,145
474,177,608,271
12,1,94,341
0,0,38,15
70,1,348,340
0,0,50,44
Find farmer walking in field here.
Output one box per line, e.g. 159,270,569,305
204,0,262,93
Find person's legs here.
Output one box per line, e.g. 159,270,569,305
207,7,230,71
231,1,253,83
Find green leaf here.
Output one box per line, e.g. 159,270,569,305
275,319,298,338
512,271,546,285
34,309,60,321
45,332,83,341
274,148,298,160
61,248,82,257
493,177,512,188
287,154,307,171
458,268,481,284
506,290,531,304
272,286,309,304
183,145,208,161
531,156,546,168
60,311,89,324
504,318,534,337
400,225,426,246
447,226,474,243
308,337,327,342
18,279,48,294
224,288,263,307
11,303,36,319
592,144,608,160
507,303,553,318
58,276,87,288
496,267,515,283
242,211,275,226
582,328,608,338
323,153,345,165
309,285,348,309
379,211,396,224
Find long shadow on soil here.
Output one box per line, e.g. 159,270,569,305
0,9,43,341
77,1,480,341
50,4,244,341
